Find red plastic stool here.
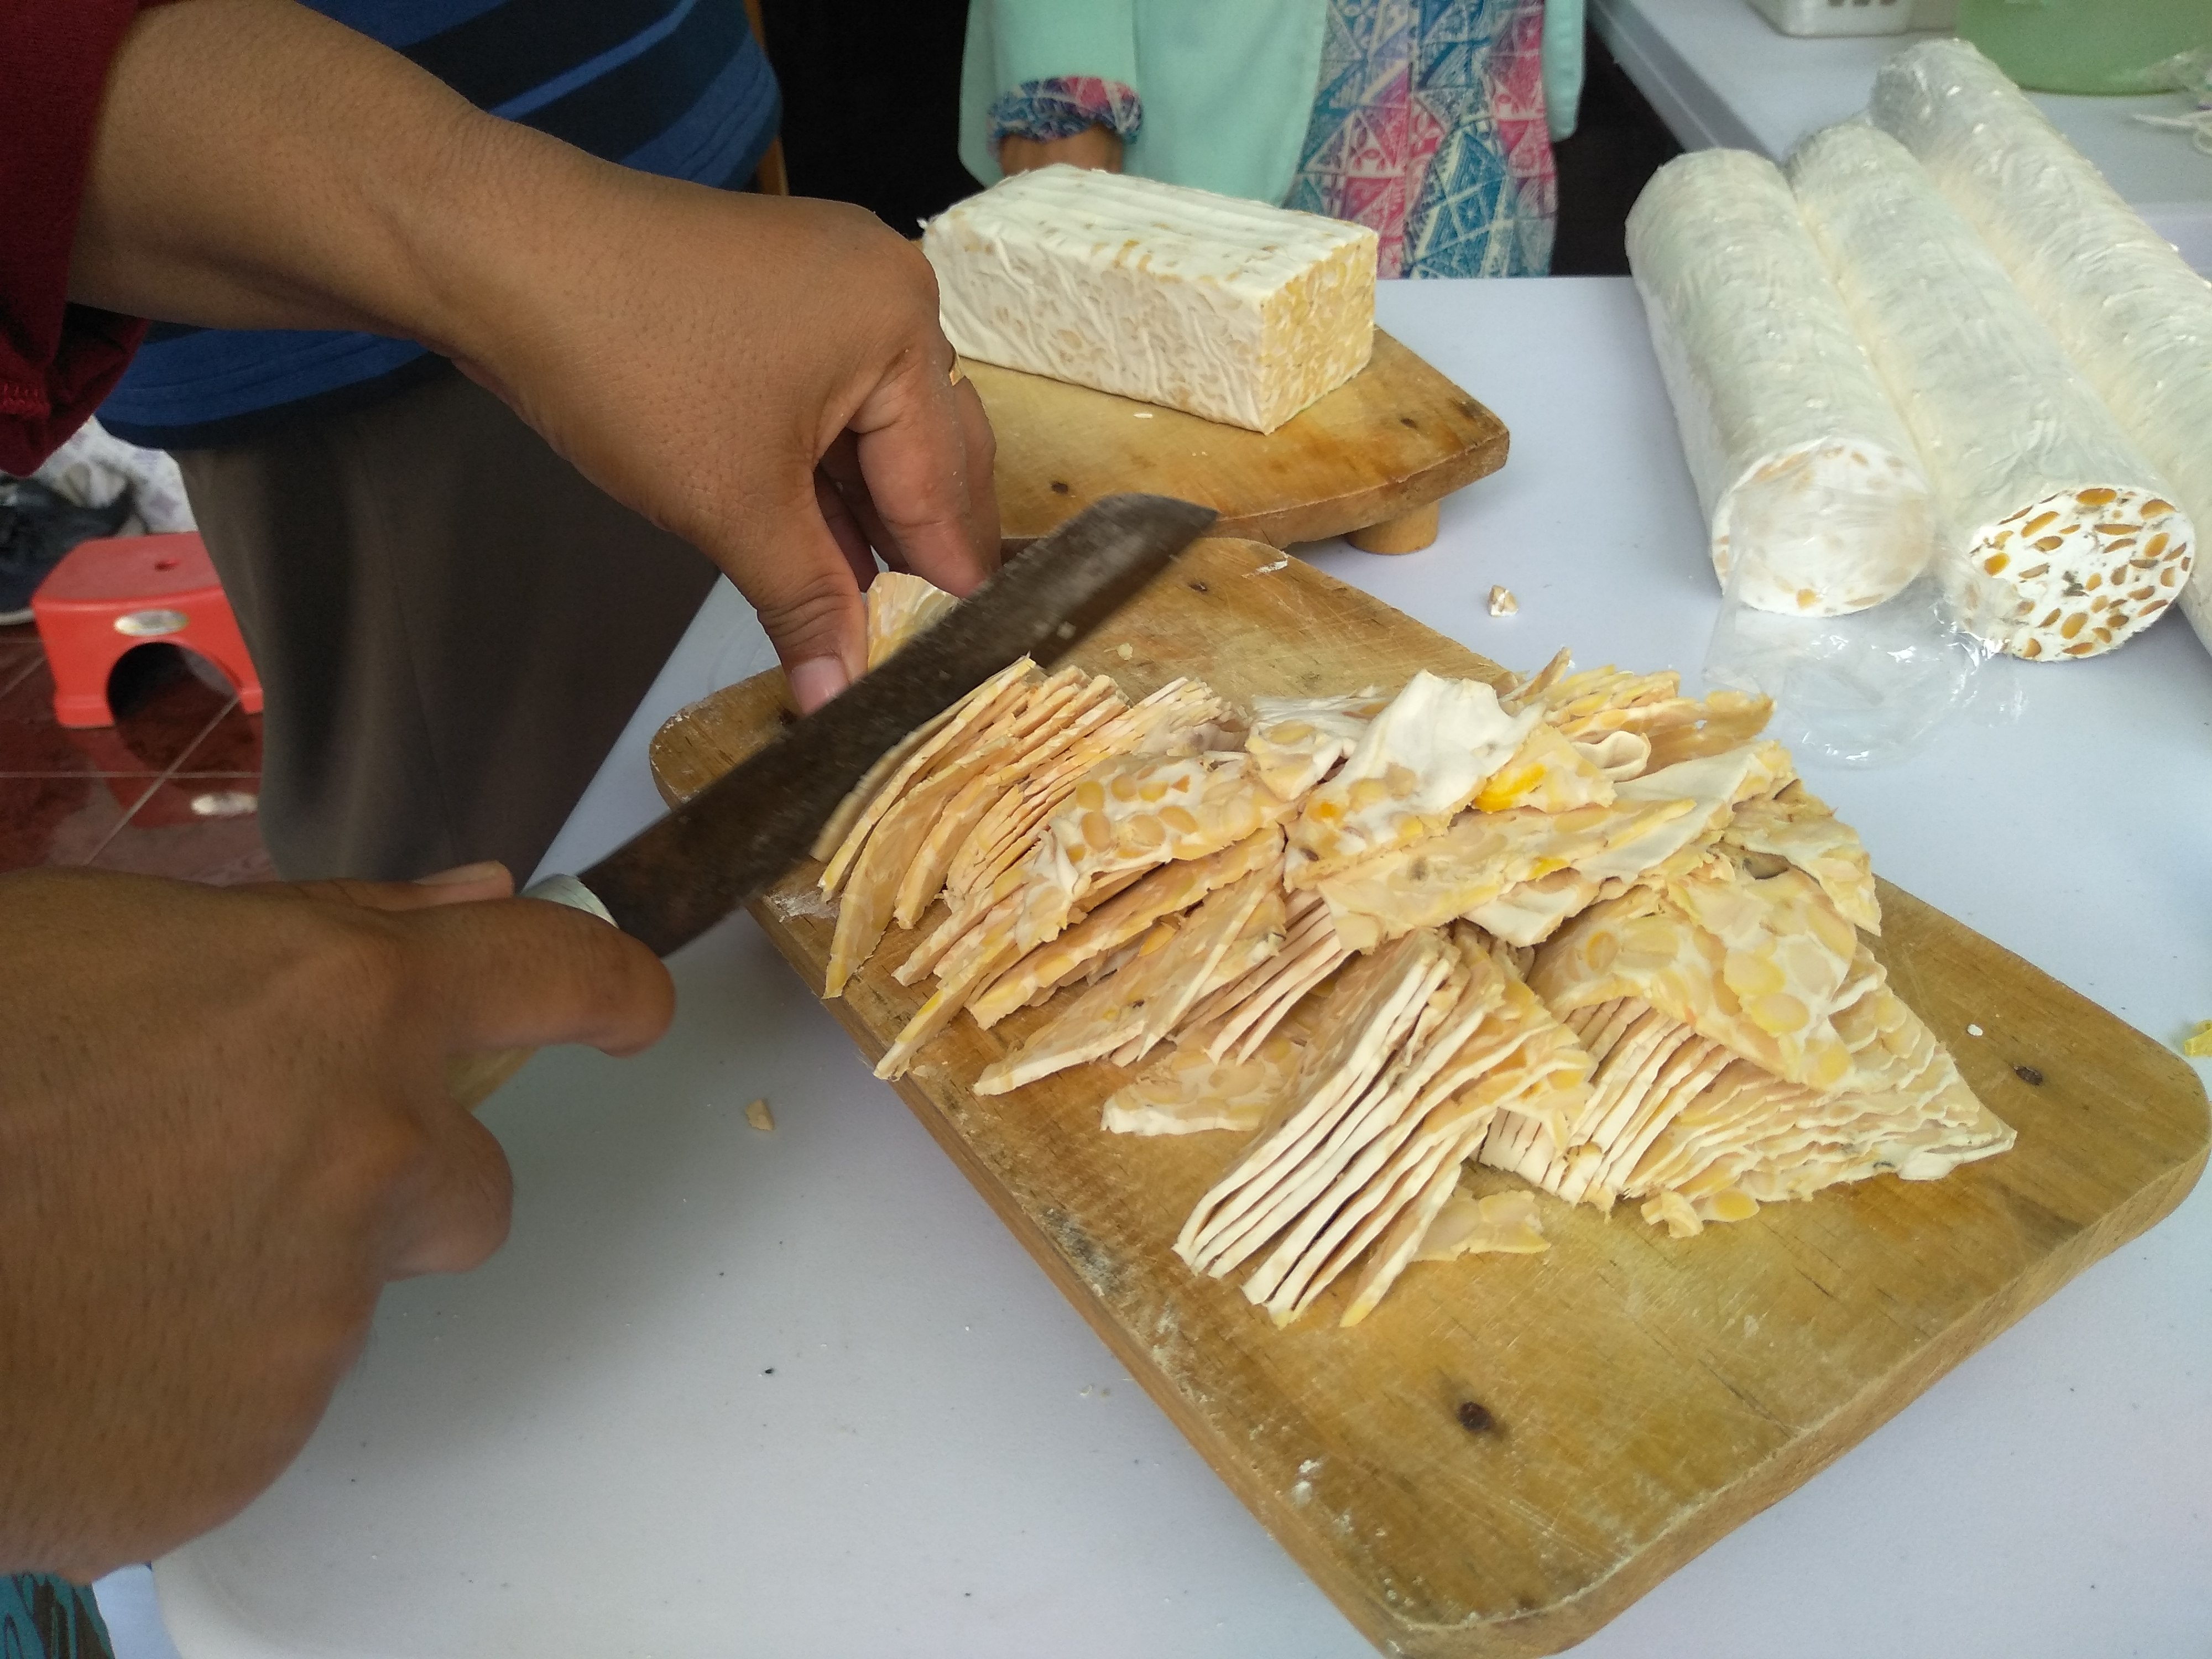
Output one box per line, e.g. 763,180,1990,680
30,532,263,728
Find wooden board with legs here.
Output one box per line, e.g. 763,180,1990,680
649,538,2207,1657
964,332,1510,556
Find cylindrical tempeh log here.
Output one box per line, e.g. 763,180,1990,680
1787,122,2193,661
1625,148,1937,618
1870,39,2208,653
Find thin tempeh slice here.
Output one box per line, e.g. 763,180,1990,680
1243,689,1387,799
969,826,1285,1029
1412,1189,1549,1262
1177,932,1452,1270
1235,947,1507,1297
1287,1034,1591,1323
1101,1031,1310,1136
974,867,1279,1094
865,571,959,668
1338,1119,1500,1327
872,938,1020,1081
1286,671,1537,889
1176,891,1330,1035
820,659,1035,896
891,668,1105,926
824,743,1007,999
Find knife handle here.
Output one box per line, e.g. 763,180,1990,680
443,875,616,1111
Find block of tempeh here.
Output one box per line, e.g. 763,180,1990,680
1870,39,2212,655
922,164,1378,434
1626,149,1937,617
1787,122,2193,661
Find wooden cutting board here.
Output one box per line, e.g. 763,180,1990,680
964,331,1509,555
648,538,2208,1658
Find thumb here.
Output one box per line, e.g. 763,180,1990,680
709,483,869,713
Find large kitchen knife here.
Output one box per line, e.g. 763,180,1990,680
449,493,1217,1106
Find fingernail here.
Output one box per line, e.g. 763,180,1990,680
415,860,510,887
787,656,850,712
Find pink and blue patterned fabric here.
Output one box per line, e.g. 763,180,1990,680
988,76,1144,153
1289,0,1554,276
987,0,1553,278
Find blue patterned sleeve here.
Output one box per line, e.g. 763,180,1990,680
987,76,1144,150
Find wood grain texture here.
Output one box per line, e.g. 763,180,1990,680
650,538,2208,1657
967,331,1510,551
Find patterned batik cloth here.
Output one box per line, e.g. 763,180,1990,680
2,1575,113,1659
1289,0,1556,276
988,76,1145,152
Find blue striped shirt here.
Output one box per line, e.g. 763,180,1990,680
100,0,780,448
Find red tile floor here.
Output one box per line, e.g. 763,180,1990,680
0,621,274,883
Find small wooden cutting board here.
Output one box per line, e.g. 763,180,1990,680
648,539,2207,1657
964,331,1509,555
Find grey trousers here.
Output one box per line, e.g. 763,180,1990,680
177,363,718,883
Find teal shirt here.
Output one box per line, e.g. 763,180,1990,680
2,1575,112,1659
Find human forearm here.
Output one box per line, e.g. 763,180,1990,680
67,0,998,705
68,0,532,348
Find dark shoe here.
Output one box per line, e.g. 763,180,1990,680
0,480,134,624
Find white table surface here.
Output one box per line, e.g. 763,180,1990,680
134,279,2211,1659
1590,0,2212,272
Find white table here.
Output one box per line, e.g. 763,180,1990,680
130,279,2211,1659
1590,0,2212,272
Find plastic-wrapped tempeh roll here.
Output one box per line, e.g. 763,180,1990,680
1870,39,2210,653
1625,150,1936,617
1787,122,2193,661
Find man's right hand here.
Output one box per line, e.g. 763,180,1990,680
0,865,672,1580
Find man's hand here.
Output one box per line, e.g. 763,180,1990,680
439,178,1000,713
999,127,1125,176
67,0,999,712
0,865,672,1580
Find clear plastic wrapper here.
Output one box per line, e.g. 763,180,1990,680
1703,556,2001,768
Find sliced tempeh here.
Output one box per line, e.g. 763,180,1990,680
1474,723,1618,813
891,670,1112,928
824,744,1007,999
1101,1032,1310,1136
1720,781,1880,934
970,826,1285,1029
1235,943,1509,1298
1412,1189,1550,1262
1338,1120,1499,1327
1314,795,1700,952
865,570,959,668
1244,689,1387,800
1176,931,1451,1269
1285,672,1537,889
974,867,1279,1095
820,659,1035,896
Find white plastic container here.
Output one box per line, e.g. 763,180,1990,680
1746,0,1913,36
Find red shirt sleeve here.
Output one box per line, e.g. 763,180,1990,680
0,0,156,477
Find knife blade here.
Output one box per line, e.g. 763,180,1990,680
573,491,1215,958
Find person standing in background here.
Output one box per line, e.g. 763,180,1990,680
962,0,1583,278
